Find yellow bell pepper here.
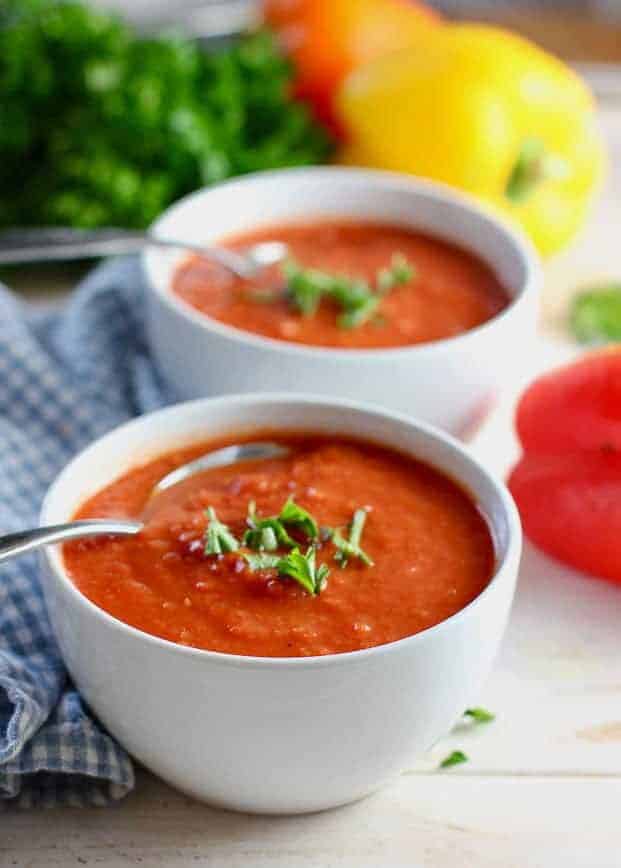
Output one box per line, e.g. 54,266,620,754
336,24,606,256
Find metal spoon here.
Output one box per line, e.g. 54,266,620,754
0,441,290,564
0,227,288,280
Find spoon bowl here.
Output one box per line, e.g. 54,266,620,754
0,441,290,563
149,441,289,500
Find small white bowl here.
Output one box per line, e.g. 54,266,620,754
144,167,540,434
40,394,521,814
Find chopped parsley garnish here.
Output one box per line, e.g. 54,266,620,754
206,498,372,595
243,552,281,571
436,709,494,770
243,497,318,550
204,507,240,555
334,508,373,567
243,501,296,551
244,546,329,595
439,750,469,769
377,253,416,294
283,260,331,316
338,294,381,330
277,546,330,596
327,276,368,305
279,497,319,541
464,707,495,724
277,253,415,330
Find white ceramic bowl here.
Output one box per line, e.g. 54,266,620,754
40,394,521,814
144,167,540,434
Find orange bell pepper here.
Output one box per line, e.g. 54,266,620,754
263,0,441,134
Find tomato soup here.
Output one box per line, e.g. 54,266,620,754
63,435,495,657
172,221,509,349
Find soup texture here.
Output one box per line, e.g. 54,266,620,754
64,435,495,657
172,221,508,349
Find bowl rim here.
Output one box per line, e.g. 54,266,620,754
143,165,541,361
41,392,522,670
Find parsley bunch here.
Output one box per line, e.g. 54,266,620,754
0,0,332,229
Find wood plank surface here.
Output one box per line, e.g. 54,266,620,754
3,774,621,868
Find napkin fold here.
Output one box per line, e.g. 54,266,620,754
0,257,168,807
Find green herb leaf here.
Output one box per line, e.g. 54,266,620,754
439,750,468,769
333,530,374,566
243,497,321,550
338,294,381,330
242,501,296,551
464,707,495,724
259,525,279,551
377,253,416,294
334,508,373,567
316,562,330,590
204,507,240,555
283,260,331,316
277,546,329,595
244,547,328,594
246,501,283,550
243,552,281,571
570,283,621,345
279,497,319,540
328,276,372,310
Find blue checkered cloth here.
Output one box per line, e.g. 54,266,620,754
0,257,168,808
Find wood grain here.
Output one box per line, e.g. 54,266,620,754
3,774,621,867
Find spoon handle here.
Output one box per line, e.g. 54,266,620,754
0,227,254,277
0,228,150,264
0,520,142,564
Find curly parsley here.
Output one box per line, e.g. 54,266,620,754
0,2,332,230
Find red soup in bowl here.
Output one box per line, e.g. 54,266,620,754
172,220,509,350
64,434,495,657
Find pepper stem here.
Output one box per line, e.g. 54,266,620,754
505,138,566,203
506,138,546,202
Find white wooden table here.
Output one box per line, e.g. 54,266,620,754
3,105,621,868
